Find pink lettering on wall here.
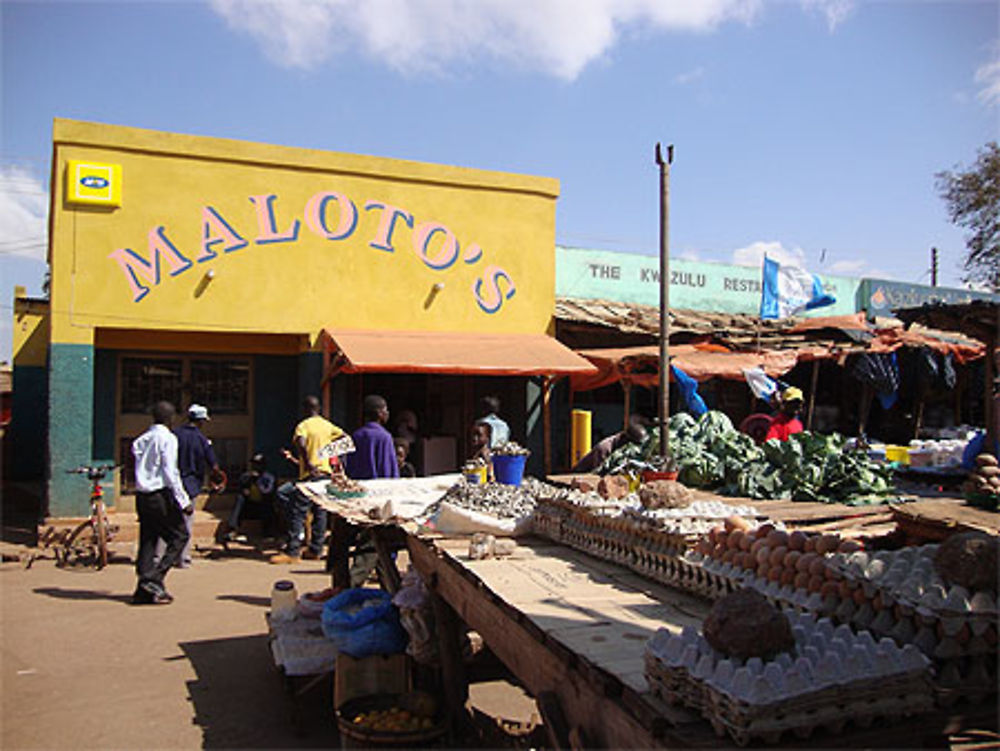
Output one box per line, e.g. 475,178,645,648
249,194,300,244
363,201,413,253
413,221,459,270
304,191,357,240
472,265,516,314
201,207,248,259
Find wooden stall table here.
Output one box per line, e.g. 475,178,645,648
407,532,999,749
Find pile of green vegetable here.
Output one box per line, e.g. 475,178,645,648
599,410,894,505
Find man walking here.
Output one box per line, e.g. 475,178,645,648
131,401,192,604
174,403,220,567
271,396,344,564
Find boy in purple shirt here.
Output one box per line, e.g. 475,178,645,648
343,394,398,586
345,395,399,480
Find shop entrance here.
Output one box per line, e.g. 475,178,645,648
115,354,254,491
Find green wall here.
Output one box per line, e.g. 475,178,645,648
253,355,299,480
10,365,48,481
92,349,117,463
48,343,95,517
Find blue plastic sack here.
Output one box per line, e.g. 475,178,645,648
320,588,407,658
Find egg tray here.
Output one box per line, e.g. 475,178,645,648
644,612,934,747
690,551,998,706
532,498,755,599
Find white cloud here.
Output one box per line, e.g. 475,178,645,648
975,54,1000,107
0,166,48,262
799,0,854,32
730,240,806,268
673,66,706,86
209,0,764,80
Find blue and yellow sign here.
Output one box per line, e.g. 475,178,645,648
66,160,122,207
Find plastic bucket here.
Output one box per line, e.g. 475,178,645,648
463,466,487,485
492,454,527,486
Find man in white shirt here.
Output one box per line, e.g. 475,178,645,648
131,401,193,604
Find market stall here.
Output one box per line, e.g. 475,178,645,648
263,465,997,748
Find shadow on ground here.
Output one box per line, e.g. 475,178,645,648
181,634,338,749
32,586,133,604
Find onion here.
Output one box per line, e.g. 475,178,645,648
739,533,753,552
750,538,768,556
727,530,744,550
783,550,802,569
757,523,776,538
807,557,826,578
804,535,817,553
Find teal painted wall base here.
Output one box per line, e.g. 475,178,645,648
10,365,48,480
47,343,95,517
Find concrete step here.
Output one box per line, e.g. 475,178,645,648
37,509,236,544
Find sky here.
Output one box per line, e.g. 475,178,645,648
1,0,998,362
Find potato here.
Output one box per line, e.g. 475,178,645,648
852,587,867,606
755,546,772,566
824,565,841,582
783,550,802,569
976,453,999,468
768,566,783,582
796,552,816,573
723,549,738,564
808,575,825,593
820,581,839,597
838,581,853,599
750,538,768,556
756,564,769,580
803,535,817,553
712,543,726,560
757,523,776,538
739,533,754,552
794,571,810,590
780,569,796,587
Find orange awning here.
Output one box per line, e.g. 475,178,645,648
320,329,598,377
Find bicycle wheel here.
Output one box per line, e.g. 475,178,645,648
61,519,96,568
94,501,109,570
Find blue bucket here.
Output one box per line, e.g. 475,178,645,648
492,454,527,486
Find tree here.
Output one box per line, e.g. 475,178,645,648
936,142,1000,291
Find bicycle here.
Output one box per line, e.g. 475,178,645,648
36,465,120,570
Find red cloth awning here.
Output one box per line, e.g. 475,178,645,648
571,344,800,392
320,329,598,377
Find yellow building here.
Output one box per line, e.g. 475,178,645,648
19,119,592,516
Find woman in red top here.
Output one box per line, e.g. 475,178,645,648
765,387,805,442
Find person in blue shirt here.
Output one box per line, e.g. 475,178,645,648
345,395,400,480
343,394,399,586
173,403,219,567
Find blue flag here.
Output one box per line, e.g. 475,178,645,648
671,364,708,417
760,255,836,319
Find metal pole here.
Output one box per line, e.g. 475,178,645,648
656,143,674,462
931,247,938,287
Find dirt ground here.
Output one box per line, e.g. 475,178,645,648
0,531,537,750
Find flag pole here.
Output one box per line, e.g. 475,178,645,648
656,143,673,463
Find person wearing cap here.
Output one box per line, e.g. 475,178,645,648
765,387,805,442
173,403,220,567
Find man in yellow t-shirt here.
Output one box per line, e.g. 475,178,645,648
271,396,344,564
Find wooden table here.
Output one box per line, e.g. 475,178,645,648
406,533,998,749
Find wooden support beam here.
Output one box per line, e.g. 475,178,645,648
372,527,402,595
428,580,470,741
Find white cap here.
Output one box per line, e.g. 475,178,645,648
188,404,210,421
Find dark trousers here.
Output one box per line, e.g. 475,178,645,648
135,489,190,596
276,482,327,556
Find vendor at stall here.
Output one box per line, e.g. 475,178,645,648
572,419,647,474
765,387,805,442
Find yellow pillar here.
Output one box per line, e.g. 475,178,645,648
570,409,592,468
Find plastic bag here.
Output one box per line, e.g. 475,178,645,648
321,588,407,658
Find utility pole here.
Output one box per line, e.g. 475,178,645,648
931,247,938,287
655,143,673,463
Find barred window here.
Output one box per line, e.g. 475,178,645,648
120,358,183,414
190,359,250,414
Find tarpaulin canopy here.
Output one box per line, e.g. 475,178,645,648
570,344,800,392
320,329,598,377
